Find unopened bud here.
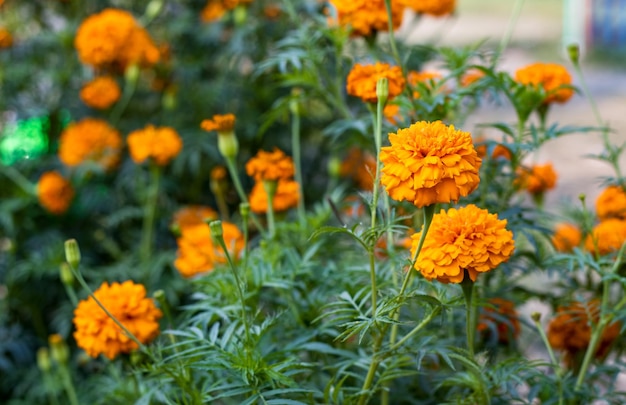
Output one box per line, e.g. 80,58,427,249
531,312,541,322
209,220,223,243
233,5,247,26
145,0,164,22
376,77,389,105
162,87,177,111
289,88,302,115
240,202,250,219
64,239,81,269
59,262,74,286
578,194,586,204
217,132,239,160
124,64,140,84
49,334,69,364
153,289,165,301
567,43,580,65
37,348,52,372
327,156,341,178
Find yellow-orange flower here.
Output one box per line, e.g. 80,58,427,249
249,179,300,214
399,0,456,16
477,298,520,344
0,28,12,48
596,185,626,221
516,163,557,195
548,300,621,365
74,8,159,69
328,0,405,37
380,121,482,207
411,204,515,283
73,280,162,360
172,205,219,232
551,223,582,253
340,147,376,191
474,138,512,161
407,70,443,98
127,125,183,166
37,171,74,215
514,62,574,104
383,103,402,125
346,63,406,103
58,118,122,171
245,148,295,182
174,221,244,278
585,218,626,255
80,76,121,110
200,114,236,133
461,69,485,87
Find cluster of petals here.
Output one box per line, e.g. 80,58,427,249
58,118,122,171
585,218,626,255
477,297,520,344
399,0,456,16
79,76,121,110
328,0,405,37
474,137,512,161
74,8,160,69
411,204,515,283
73,280,162,360
201,0,253,23
37,171,74,215
201,114,236,133
0,27,12,48
245,148,295,182
127,125,183,166
407,70,443,98
340,147,376,191
515,163,557,195
171,205,219,233
380,121,481,208
249,179,300,214
596,185,626,220
460,69,486,87
346,62,406,103
174,221,244,278
514,62,574,104
551,223,582,253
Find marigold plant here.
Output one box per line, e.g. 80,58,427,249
249,179,300,214
127,125,183,166
551,223,582,253
380,121,482,207
411,204,515,283
245,148,295,182
73,280,162,360
346,62,406,103
596,185,626,220
58,118,122,171
79,76,121,110
37,171,74,215
514,62,574,104
477,297,521,344
328,0,405,37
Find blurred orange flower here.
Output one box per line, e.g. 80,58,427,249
73,281,162,360
127,125,183,166
477,298,520,344
411,204,515,283
516,163,557,195
340,147,376,191
37,171,74,215
0,28,12,48
514,62,574,104
346,62,406,103
474,138,512,161
380,121,481,207
172,205,219,232
201,0,250,23
328,0,405,37
249,179,300,213
551,223,582,253
201,114,236,133
460,68,485,87
58,118,122,171
596,185,626,221
407,70,443,98
399,0,456,16
585,218,626,255
80,76,121,110
245,148,295,182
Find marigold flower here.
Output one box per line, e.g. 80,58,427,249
127,125,183,166
477,298,520,344
551,223,582,253
201,0,243,22
174,221,244,278
245,148,295,182
460,69,485,87
73,280,162,360
547,300,621,365
37,171,74,215
58,118,122,171
346,63,406,104
585,218,626,255
596,185,626,220
201,114,236,133
407,70,443,98
340,147,376,191
172,205,219,232
515,163,557,195
383,103,402,125
411,204,515,283
328,0,405,37
80,76,121,110
514,62,574,104
0,28,12,48
474,138,512,161
249,179,300,214
399,0,456,16
380,121,482,208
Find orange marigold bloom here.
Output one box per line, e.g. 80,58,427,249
346,62,406,103
460,69,485,87
201,0,242,23
551,223,582,253
37,171,74,215
328,0,405,37
407,70,443,98
477,298,521,344
245,148,295,182
201,114,236,133
585,218,626,255
514,62,574,104
383,103,402,125
73,280,162,360
399,0,456,16
80,76,121,110
411,204,515,283
596,185,626,220
548,300,621,365
474,138,512,161
174,221,244,278
516,163,557,195
340,147,376,191
58,118,122,171
172,205,219,232
249,179,300,214
380,121,482,208
0,28,13,48
127,125,183,166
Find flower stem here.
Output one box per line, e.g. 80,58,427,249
369,249,378,315
495,0,526,61
370,95,385,229
0,165,36,196
290,96,306,229
110,66,139,127
390,305,441,351
263,180,277,239
140,163,160,266
461,272,476,357
532,315,563,405
383,0,403,71
59,364,80,405
224,156,266,237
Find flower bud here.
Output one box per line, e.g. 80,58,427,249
162,87,178,111
240,202,250,219
124,64,140,84
37,348,51,372
217,131,239,160
233,5,248,26
145,0,164,22
567,43,580,65
327,155,341,178
59,262,74,286
376,77,389,105
49,334,69,364
531,312,542,322
64,239,81,269
289,88,302,115
209,220,224,244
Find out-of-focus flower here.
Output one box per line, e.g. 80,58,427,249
596,185,626,221
383,103,402,125
477,298,521,344
174,221,244,278
73,281,162,360
201,114,238,158
201,114,236,133
474,137,512,161
37,171,74,215
585,218,626,255
515,163,557,195
340,147,376,191
0,28,13,48
551,223,582,253
80,76,121,110
346,63,406,104
407,70,443,98
460,68,486,87
380,121,481,207
171,205,219,233
263,4,282,19
328,0,405,37
127,125,183,166
245,148,295,182
399,0,456,16
411,204,515,283
58,118,122,171
201,0,250,23
249,179,300,213
514,62,574,104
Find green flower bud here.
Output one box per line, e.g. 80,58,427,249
37,348,51,372
49,334,69,364
59,262,74,286
64,239,81,269
376,77,389,105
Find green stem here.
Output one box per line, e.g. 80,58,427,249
140,163,160,266
369,249,378,315
390,305,441,351
263,180,277,239
110,67,139,127
42,371,60,405
383,0,403,71
370,98,384,229
63,283,79,307
59,365,80,405
532,316,563,405
495,0,526,63
461,273,476,357
224,156,267,237
1,165,36,196
290,98,306,229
